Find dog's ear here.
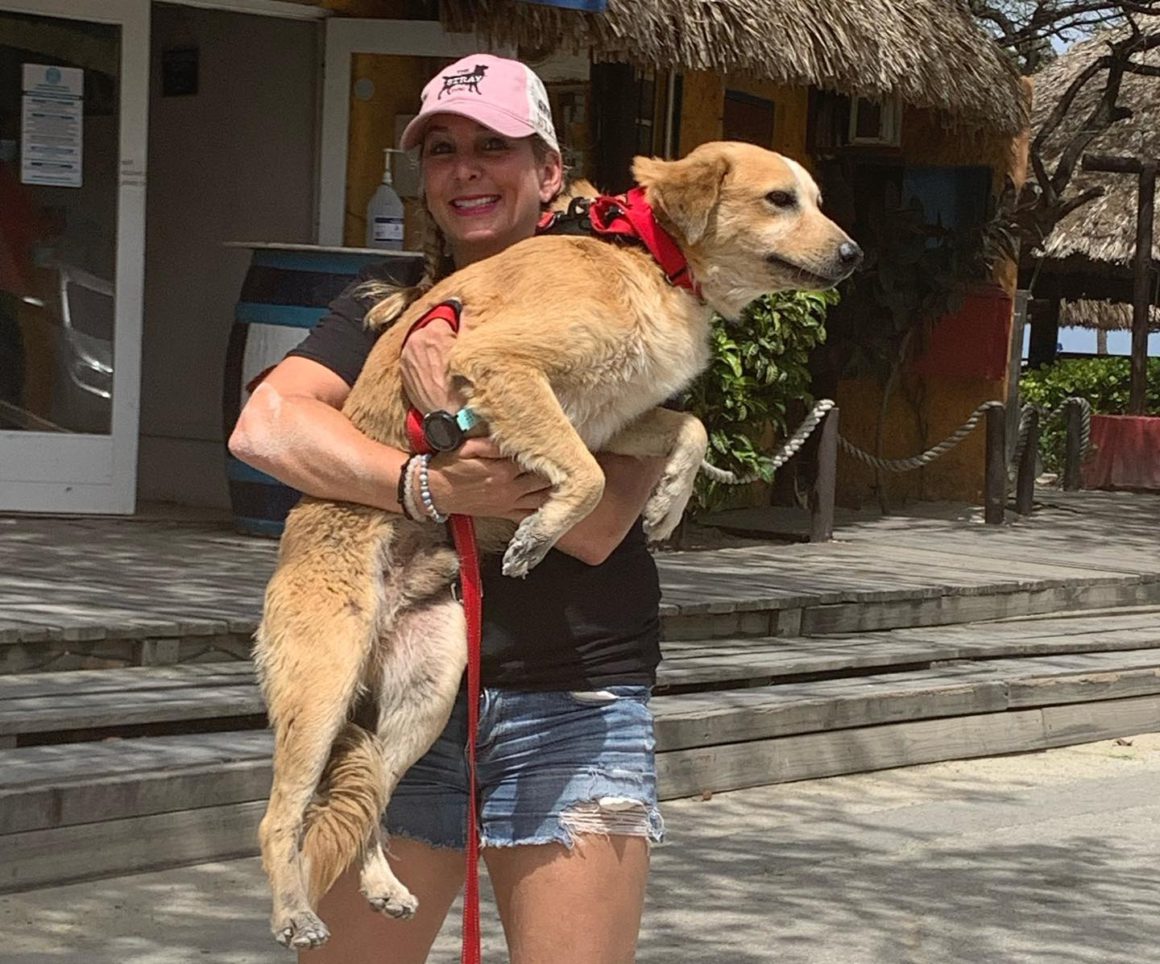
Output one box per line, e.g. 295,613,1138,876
634,151,730,245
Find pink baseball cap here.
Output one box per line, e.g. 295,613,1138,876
400,54,560,154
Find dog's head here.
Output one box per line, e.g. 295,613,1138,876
634,142,862,319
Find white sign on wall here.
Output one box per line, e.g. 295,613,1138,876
21,63,84,188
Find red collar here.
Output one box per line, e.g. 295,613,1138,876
544,187,702,300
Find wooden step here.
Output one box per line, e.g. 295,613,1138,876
5,611,1160,744
6,543,1159,672
4,645,1160,892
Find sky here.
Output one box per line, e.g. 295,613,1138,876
1051,328,1160,356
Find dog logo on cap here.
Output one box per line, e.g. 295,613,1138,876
439,63,489,99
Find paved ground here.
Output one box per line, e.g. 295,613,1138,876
3,733,1158,964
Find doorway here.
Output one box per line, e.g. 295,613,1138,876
0,0,148,513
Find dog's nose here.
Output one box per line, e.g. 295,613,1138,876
838,241,864,269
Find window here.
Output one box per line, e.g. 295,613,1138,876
723,89,775,147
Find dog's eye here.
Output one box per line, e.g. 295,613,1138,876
765,190,796,209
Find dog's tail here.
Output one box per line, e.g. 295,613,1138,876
302,722,386,903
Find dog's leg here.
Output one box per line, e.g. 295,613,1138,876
360,595,468,917
455,361,605,577
257,555,386,949
603,408,708,541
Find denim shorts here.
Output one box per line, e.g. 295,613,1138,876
383,685,665,850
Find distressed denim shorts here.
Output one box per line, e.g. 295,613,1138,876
383,685,665,850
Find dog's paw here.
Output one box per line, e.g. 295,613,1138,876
272,910,330,950
502,523,552,578
367,889,420,920
643,476,695,542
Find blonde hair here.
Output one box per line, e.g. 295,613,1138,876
361,135,565,331
362,213,452,330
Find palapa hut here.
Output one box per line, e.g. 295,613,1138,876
321,0,1027,221
438,0,1025,132
1024,16,1160,364
305,0,1029,506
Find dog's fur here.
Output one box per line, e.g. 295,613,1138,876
255,142,859,949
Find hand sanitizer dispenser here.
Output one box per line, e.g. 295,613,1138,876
366,148,405,250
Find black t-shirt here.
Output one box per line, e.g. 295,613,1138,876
286,265,662,690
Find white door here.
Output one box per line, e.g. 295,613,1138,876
0,0,148,513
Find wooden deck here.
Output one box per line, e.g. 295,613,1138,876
2,488,1159,890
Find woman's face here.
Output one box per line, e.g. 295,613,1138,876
420,114,562,267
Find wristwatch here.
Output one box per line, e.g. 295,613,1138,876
422,407,480,453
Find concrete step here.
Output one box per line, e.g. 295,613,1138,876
5,609,1160,745
5,560,1159,674
4,622,1160,891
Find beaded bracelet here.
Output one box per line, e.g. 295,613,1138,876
396,454,420,521
417,453,449,524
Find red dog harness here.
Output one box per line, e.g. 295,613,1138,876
538,185,703,299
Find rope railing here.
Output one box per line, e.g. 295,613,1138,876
836,401,1006,474
697,394,1093,536
700,399,836,484
1011,396,1092,470
701,399,1007,484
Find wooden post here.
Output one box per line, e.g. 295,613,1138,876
1006,290,1030,464
1027,296,1061,370
1063,400,1083,491
809,407,839,543
1014,407,1038,515
1082,153,1158,414
984,404,1006,525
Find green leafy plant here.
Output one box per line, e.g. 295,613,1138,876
1020,357,1160,471
682,289,836,514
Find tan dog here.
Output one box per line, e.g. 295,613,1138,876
255,141,861,949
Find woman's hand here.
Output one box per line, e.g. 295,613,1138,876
400,319,462,414
426,438,551,520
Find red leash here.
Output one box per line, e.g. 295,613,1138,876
402,302,483,964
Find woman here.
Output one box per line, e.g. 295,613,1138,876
230,54,665,964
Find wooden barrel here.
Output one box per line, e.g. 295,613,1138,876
223,245,422,537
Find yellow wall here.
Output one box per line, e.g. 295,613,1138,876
836,90,1031,507
344,53,437,248
677,71,810,164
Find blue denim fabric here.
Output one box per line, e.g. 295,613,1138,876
383,685,665,850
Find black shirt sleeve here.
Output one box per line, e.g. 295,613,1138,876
285,263,404,387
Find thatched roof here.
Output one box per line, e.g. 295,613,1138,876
438,0,1027,134
1062,298,1160,330
1032,18,1160,267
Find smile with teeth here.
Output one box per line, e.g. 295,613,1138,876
452,195,500,211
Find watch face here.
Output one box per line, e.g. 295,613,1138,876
423,411,462,452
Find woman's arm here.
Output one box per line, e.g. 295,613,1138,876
228,356,549,518
551,454,667,565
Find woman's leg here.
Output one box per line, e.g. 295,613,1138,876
299,838,464,964
484,836,650,964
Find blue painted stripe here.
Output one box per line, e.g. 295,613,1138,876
517,0,607,10
234,302,328,328
234,517,286,538
251,250,401,274
226,458,283,485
